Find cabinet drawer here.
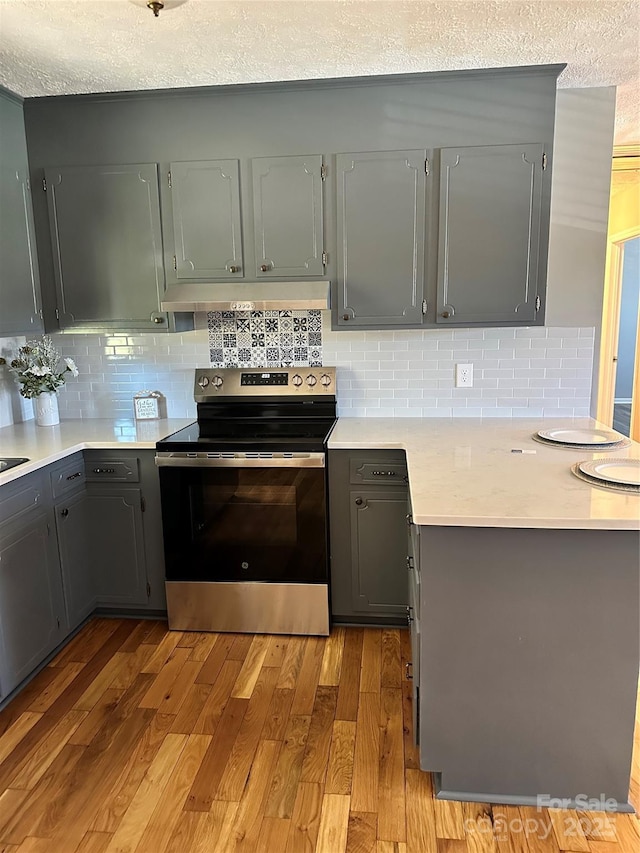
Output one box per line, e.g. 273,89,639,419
0,472,45,528
50,456,85,499
349,458,408,486
85,458,140,483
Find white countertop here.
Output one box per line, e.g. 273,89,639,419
328,418,640,530
0,418,193,487
2,416,639,530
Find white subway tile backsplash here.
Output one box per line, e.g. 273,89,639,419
41,321,596,421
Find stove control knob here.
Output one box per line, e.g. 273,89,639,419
198,376,210,388
211,375,223,388
292,374,303,387
306,374,318,387
320,373,332,387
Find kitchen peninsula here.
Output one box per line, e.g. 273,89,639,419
1,415,639,811
328,417,640,810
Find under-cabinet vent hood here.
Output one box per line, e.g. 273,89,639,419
161,281,330,312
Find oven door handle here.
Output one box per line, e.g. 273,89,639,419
155,453,325,468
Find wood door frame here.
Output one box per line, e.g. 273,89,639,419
596,148,640,440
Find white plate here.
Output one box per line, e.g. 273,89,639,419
578,458,640,487
537,428,622,446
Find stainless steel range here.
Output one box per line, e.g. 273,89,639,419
155,367,337,635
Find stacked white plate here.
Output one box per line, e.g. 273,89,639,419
532,427,630,451
571,458,640,493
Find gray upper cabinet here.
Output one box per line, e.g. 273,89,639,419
336,150,429,327
252,155,325,278
436,143,545,325
0,91,43,337
169,159,243,280
44,163,167,330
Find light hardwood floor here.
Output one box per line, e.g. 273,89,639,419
0,618,638,853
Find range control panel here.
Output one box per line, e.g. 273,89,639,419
240,372,289,387
194,367,336,400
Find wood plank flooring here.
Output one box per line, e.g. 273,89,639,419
0,618,638,853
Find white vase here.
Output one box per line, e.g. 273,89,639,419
35,391,60,426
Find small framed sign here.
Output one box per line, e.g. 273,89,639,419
133,391,160,420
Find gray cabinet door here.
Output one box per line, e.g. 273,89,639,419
436,143,544,325
45,164,167,330
350,488,409,615
170,159,243,279
0,513,65,695
336,150,428,327
252,155,324,277
55,492,96,631
86,488,148,607
0,93,42,336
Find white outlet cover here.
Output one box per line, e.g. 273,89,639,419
455,363,473,388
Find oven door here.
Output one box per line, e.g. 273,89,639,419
157,453,328,585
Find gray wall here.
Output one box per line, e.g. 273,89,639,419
615,236,640,401
545,87,616,328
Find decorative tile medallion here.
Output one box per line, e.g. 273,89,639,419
208,310,323,367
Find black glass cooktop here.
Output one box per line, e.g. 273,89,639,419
156,419,336,453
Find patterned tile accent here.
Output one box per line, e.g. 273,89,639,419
207,310,323,368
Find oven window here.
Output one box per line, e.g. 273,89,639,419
160,465,327,583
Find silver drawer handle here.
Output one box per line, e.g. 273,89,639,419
66,471,82,481
405,662,413,680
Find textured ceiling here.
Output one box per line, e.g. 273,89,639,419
0,0,638,143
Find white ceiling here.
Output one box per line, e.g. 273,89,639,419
0,0,638,144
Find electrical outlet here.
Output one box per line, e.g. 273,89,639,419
455,363,473,388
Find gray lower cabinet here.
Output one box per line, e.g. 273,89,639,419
0,449,166,702
0,89,42,336
414,525,640,806
252,155,325,278
336,150,429,328
407,518,421,746
169,159,244,280
84,449,166,610
55,491,95,630
0,471,66,698
51,454,95,631
86,488,148,607
44,163,168,330
436,143,545,325
329,450,409,624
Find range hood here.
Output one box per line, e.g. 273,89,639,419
161,281,330,312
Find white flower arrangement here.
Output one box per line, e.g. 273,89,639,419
1,336,79,399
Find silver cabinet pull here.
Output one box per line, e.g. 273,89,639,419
405,662,413,680
229,265,241,273
355,497,363,506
